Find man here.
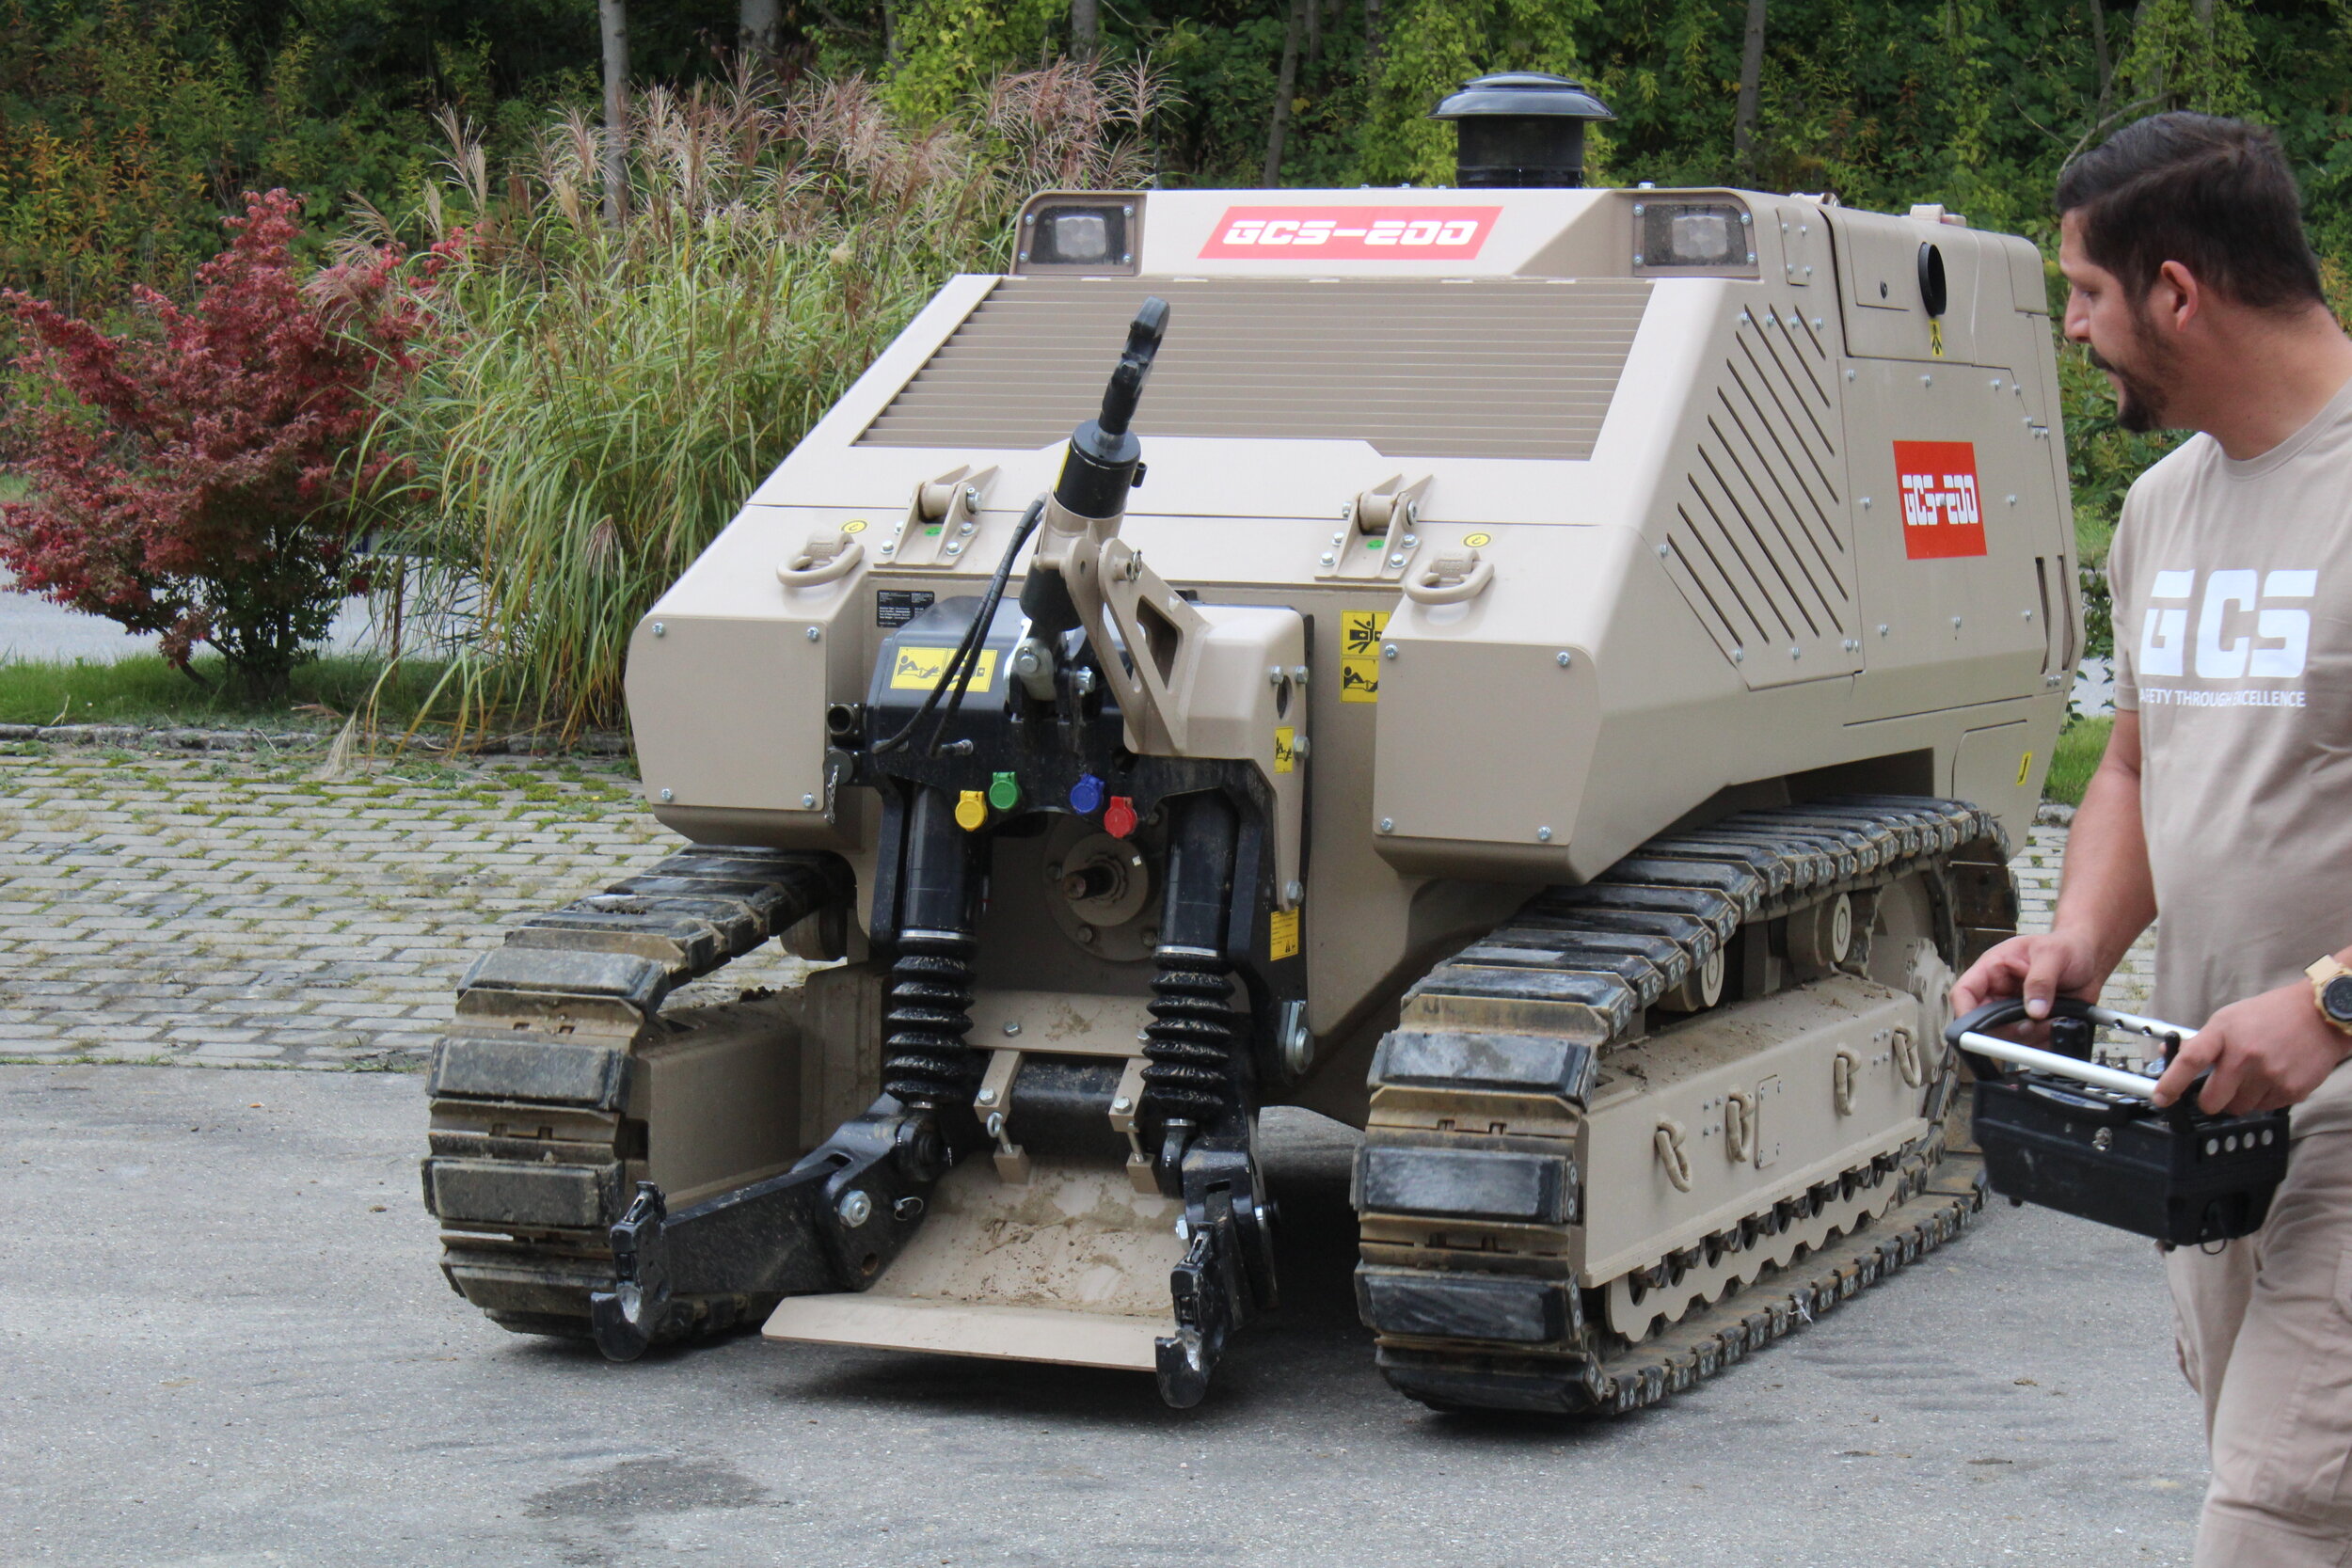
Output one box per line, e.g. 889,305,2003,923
1951,112,2352,1566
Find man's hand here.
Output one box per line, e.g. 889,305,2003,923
2153,980,2352,1116
1950,930,2108,1022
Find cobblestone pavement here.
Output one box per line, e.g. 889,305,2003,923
0,745,805,1069
2013,821,2161,1010
0,746,2136,1069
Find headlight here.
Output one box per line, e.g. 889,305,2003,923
1631,198,1757,277
1015,198,1139,274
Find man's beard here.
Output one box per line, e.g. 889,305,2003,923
2089,308,2177,434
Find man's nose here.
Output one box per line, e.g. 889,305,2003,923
2062,293,2091,343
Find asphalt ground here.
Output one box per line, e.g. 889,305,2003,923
2,1064,2209,1567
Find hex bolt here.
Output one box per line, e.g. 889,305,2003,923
1003,1022,1022,1037
651,622,666,637
802,793,817,808
805,626,820,641
1378,817,1395,833
1536,826,1554,842
658,787,674,802
1268,665,1285,685
1292,665,1310,682
1921,374,1933,388
1382,643,1398,660
1387,554,1406,569
1657,543,1671,557
1292,736,1311,757
2022,609,2034,620
1860,496,1872,509
946,542,962,556
2006,494,2018,506
880,542,896,555
837,1190,872,1227
1878,624,1890,637
977,1086,998,1103
964,486,981,510
1319,552,1335,567
1790,645,1803,659
1283,879,1304,903
1401,533,1418,546
1556,650,1573,667
1112,1097,1134,1115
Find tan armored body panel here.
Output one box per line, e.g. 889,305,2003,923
628,181,2066,1069
434,73,2062,1411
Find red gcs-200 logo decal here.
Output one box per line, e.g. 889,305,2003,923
1199,205,1503,261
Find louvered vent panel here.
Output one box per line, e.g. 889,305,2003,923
856,277,1651,460
1660,306,1859,688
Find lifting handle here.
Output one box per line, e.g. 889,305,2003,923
1401,549,1493,606
1945,995,2192,1103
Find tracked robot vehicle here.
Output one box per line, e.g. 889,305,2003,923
421,73,2074,1412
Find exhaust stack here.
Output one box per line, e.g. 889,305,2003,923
1432,71,1615,188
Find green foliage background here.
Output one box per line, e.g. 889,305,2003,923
8,0,2352,683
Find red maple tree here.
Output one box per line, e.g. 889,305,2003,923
1,189,420,697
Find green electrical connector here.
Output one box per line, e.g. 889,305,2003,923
988,770,1021,812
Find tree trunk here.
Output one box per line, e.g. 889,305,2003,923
599,0,629,227
2135,0,2169,109
1071,0,1099,55
739,0,780,56
1263,0,1307,186
2089,0,2111,125
1733,0,1768,182
1306,0,1321,67
882,0,898,62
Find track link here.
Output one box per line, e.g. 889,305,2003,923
1354,795,2014,1415
423,844,850,1338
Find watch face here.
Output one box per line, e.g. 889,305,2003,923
2326,974,2352,1023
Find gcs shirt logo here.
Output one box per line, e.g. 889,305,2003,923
2140,567,2317,680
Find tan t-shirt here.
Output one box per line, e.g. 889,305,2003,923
2111,372,2352,1135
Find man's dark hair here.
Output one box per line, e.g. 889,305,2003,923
2057,112,2324,311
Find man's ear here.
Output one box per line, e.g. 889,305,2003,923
2151,259,2202,334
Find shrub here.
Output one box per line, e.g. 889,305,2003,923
0,188,419,699
376,60,1163,739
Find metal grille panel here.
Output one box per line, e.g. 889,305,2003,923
1660,305,1857,686
856,277,1651,461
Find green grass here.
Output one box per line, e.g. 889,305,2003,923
0,652,469,731
2043,716,2112,807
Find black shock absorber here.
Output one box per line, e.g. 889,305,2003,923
1140,792,1244,1182
880,787,983,1117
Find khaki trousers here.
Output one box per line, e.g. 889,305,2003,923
2169,1128,2352,1567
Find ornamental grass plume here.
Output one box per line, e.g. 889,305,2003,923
0,189,420,699
371,57,1163,742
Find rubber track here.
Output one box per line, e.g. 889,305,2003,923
1358,795,2010,1415
424,844,849,1336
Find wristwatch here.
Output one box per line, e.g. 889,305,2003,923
2308,956,2352,1037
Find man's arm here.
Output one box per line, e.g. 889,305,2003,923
1951,709,2156,1019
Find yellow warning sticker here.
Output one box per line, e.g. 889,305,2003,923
840,517,867,533
1273,727,1295,774
1930,319,1946,357
1269,907,1300,961
1463,531,1492,548
2016,750,2034,787
890,645,995,693
1341,609,1390,705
